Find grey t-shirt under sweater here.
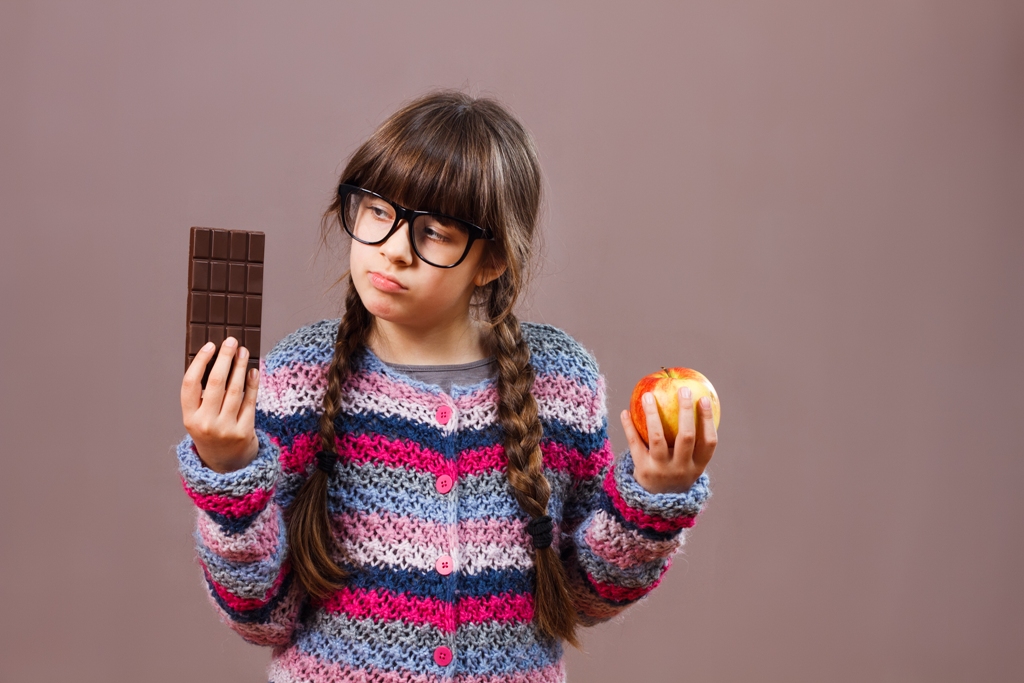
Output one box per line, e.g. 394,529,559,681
380,356,498,395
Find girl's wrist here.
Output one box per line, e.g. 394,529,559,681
195,436,260,474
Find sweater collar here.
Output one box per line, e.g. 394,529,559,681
356,344,498,399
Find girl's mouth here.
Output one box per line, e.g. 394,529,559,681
369,271,406,292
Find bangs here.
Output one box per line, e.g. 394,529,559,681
341,102,497,230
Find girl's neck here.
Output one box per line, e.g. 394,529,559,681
368,316,491,366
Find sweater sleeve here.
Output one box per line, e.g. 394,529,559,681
551,343,712,626
176,349,316,646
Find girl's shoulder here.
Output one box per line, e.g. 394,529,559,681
261,318,342,374
260,318,601,386
520,321,601,387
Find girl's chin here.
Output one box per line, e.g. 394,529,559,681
359,289,411,322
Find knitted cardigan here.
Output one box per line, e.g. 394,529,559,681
176,319,711,683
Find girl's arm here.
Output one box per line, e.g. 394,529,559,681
176,338,314,647
177,427,304,646
562,442,710,626
545,339,712,626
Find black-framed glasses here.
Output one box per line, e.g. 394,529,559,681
337,184,494,268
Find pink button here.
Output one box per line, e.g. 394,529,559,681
435,555,453,575
433,645,453,667
435,405,451,425
435,474,453,494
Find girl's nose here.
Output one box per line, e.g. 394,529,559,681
379,221,414,264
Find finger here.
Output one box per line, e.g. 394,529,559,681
203,337,240,406
673,387,697,462
693,395,718,470
181,341,216,415
237,365,261,425
620,409,647,458
642,392,670,463
220,345,250,418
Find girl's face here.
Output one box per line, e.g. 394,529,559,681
348,216,504,333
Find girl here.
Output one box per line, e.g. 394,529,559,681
177,90,716,683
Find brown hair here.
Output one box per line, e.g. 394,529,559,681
287,90,580,646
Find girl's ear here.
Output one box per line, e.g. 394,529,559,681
474,252,507,288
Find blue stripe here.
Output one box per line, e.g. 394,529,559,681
295,624,558,676
255,406,606,457
342,563,532,601
294,618,561,679
261,319,339,372
327,468,521,521
205,508,261,535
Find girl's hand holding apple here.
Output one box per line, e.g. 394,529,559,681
180,337,261,473
619,369,720,494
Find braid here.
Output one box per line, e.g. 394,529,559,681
287,276,372,599
488,288,580,647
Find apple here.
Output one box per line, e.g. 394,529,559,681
629,367,721,446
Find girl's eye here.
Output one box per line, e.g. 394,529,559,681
369,204,392,221
421,226,451,243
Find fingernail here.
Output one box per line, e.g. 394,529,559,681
680,387,691,399
225,337,237,347
643,393,654,406
700,396,710,409
250,368,259,381
203,341,214,351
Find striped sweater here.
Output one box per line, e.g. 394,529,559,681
176,319,711,682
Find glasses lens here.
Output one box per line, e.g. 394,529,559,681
343,189,396,243
412,214,471,267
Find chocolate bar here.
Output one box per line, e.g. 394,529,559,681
185,227,264,389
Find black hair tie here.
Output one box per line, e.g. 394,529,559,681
315,450,338,474
526,514,554,549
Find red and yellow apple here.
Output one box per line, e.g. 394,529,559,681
629,367,721,446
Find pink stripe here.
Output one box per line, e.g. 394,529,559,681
345,369,449,414
182,480,273,518
202,561,290,612
333,510,529,548
321,587,533,630
279,431,318,474
212,580,302,647
583,510,680,568
281,428,612,486
453,383,499,411
603,469,697,532
280,431,503,479
587,558,672,603
261,361,326,402
342,432,457,476
322,586,454,630
459,593,533,625
532,372,603,415
350,367,533,422
266,359,601,418
198,503,281,561
541,439,613,481
271,643,565,683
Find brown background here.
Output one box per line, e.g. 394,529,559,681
2,1,1022,681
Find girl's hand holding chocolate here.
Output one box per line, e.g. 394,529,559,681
180,337,260,473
